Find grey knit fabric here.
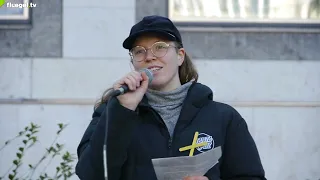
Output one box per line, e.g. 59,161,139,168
146,82,193,137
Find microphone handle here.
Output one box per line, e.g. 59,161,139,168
109,85,130,97
110,68,153,97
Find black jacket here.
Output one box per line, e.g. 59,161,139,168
75,82,266,180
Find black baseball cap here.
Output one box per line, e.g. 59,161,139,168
122,15,183,50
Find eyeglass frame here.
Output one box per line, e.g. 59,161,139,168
128,41,178,62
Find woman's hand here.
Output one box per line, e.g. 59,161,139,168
113,70,150,111
183,176,209,180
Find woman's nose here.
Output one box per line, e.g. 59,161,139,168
145,49,156,61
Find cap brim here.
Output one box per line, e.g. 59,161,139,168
122,29,177,50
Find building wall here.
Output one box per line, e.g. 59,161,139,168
0,0,319,180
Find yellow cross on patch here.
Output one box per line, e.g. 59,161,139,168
179,131,208,156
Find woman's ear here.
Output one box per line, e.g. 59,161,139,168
177,48,185,66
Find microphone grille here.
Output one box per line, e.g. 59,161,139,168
140,68,153,84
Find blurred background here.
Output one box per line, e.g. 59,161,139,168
0,0,319,179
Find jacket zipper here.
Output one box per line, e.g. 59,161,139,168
168,137,173,156
148,107,173,156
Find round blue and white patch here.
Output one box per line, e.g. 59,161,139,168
196,133,214,152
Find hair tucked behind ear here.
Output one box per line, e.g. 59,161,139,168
174,42,198,84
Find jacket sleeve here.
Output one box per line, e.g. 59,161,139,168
206,106,267,180
75,97,141,180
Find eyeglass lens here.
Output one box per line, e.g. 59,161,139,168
130,42,170,62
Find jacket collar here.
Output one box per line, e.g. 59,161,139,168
139,82,212,106
138,82,213,131
175,82,213,132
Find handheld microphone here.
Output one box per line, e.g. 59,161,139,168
103,68,153,180
110,68,153,97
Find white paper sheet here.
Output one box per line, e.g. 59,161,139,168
151,146,222,180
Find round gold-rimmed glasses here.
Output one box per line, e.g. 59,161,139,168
129,41,177,62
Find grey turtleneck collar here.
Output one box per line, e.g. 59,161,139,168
145,81,193,137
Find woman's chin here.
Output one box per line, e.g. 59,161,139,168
148,80,164,90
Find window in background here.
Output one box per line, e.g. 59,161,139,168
168,0,320,30
0,0,32,29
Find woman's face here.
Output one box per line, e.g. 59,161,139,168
130,34,185,92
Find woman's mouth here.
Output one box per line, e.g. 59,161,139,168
148,67,163,72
